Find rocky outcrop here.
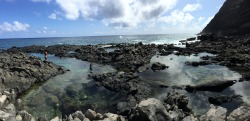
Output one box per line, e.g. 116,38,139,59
151,62,168,71
185,80,237,92
208,95,242,105
164,91,191,113
201,0,250,36
64,110,125,121
130,98,172,121
227,106,250,121
0,52,66,94
199,105,227,121
90,72,152,114
7,43,157,72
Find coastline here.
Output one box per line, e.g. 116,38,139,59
1,34,250,120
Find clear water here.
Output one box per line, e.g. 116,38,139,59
139,53,245,115
0,34,194,49
21,54,116,119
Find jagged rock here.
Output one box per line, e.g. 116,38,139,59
83,118,90,121
38,116,48,121
91,72,152,114
18,110,35,121
208,95,242,105
72,111,85,121
151,62,168,71
0,104,16,121
168,105,187,121
95,113,104,120
16,115,22,121
199,105,227,121
131,98,172,121
101,113,125,121
15,99,23,111
85,109,96,120
185,80,237,92
182,114,198,121
51,116,61,121
227,106,250,121
0,95,7,109
164,91,191,113
0,52,66,94
0,110,12,121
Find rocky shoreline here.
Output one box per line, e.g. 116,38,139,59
1,34,250,121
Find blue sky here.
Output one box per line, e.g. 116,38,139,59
0,0,225,38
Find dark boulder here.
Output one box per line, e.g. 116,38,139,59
208,95,242,105
164,91,191,113
185,61,212,67
185,80,237,92
151,62,168,71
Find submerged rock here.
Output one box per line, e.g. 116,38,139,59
151,62,168,71
185,80,237,92
208,95,242,105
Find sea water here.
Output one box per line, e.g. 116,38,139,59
0,34,194,49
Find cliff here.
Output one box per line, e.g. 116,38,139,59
201,0,250,36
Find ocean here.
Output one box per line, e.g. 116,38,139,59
0,34,194,49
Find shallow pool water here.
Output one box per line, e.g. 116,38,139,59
138,53,246,115
22,52,250,118
21,54,116,119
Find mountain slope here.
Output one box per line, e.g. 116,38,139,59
201,0,250,36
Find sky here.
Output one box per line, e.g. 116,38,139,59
0,0,225,38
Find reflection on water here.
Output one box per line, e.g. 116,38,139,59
21,54,116,119
139,53,243,115
22,53,250,118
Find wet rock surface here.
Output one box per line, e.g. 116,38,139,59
90,72,152,115
0,52,66,94
208,95,242,105
151,62,168,71
185,80,237,92
7,43,157,73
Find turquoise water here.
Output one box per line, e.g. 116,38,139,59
21,54,116,119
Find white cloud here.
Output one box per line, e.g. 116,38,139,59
35,30,41,34
48,13,57,20
160,10,194,26
183,3,202,12
31,0,50,3
0,21,30,32
55,0,177,27
198,17,205,23
36,27,57,35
